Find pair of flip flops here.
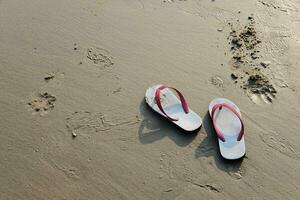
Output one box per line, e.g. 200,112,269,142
145,84,246,160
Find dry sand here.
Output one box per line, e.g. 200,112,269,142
0,0,300,199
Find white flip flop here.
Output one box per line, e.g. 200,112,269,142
209,98,246,160
145,84,202,131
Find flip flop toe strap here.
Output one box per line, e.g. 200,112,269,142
211,103,244,142
155,85,189,121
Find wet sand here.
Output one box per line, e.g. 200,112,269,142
0,0,300,199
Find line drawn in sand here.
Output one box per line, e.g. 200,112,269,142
159,153,175,179
43,71,65,83
48,160,81,180
66,111,140,137
257,0,297,13
189,182,221,193
260,131,300,161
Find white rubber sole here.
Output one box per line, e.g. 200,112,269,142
209,98,246,160
145,84,202,131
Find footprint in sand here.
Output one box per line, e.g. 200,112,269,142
227,166,243,180
260,131,300,161
65,167,81,180
27,92,56,115
26,71,65,115
66,111,140,137
182,164,196,183
210,75,225,91
210,76,224,87
85,47,114,69
159,153,175,179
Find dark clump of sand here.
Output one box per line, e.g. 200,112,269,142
228,16,277,103
44,73,55,81
246,74,277,102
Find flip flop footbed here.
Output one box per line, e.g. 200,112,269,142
209,98,246,159
145,84,202,131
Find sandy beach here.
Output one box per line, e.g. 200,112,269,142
0,0,300,199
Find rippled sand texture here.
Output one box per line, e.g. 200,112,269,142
0,0,300,199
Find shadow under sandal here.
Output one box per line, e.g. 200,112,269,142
145,84,202,131
209,98,246,160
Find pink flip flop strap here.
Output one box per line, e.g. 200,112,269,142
155,85,189,121
211,103,244,142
